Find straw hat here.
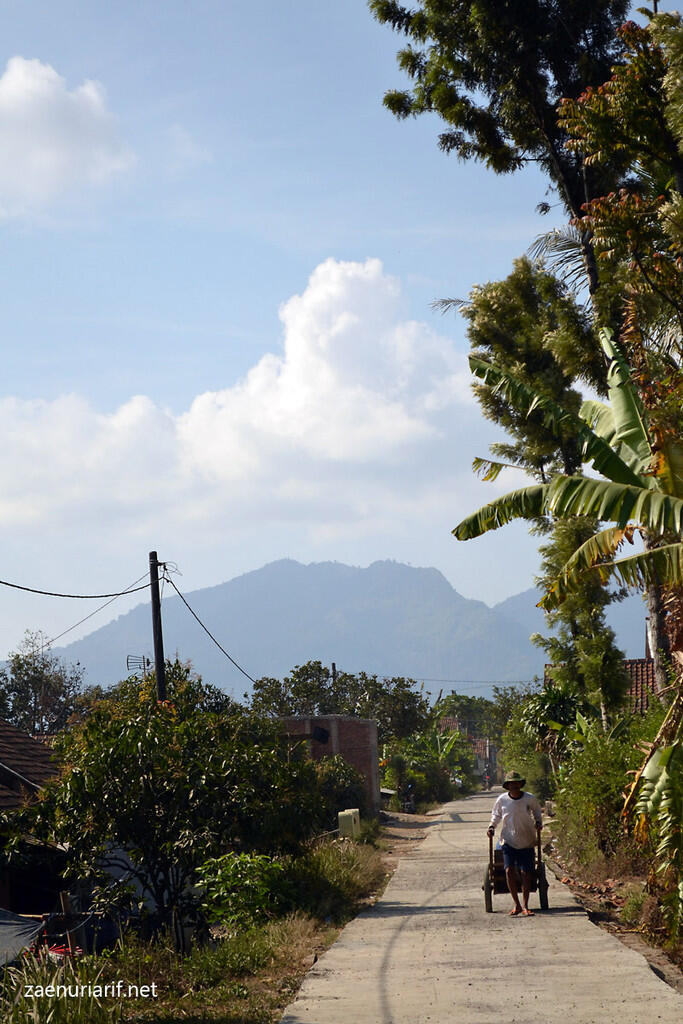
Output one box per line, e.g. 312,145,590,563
502,770,526,789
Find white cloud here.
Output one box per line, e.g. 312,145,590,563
0,259,524,600
0,57,133,213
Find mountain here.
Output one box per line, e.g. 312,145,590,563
56,559,547,698
493,587,648,660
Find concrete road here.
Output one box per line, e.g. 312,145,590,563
281,790,683,1024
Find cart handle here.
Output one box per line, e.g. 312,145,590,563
488,830,494,869
536,826,542,870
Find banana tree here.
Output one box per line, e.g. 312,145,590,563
454,328,683,926
454,328,683,678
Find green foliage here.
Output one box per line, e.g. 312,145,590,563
0,953,124,1024
635,737,683,938
560,17,683,335
621,888,646,927
250,660,429,743
312,755,367,819
462,259,604,480
281,840,386,923
370,0,627,217
384,721,476,803
554,726,651,872
532,517,630,715
2,662,361,938
0,630,84,736
435,692,496,739
499,698,554,802
196,853,286,928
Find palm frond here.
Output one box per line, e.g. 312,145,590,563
470,357,647,486
541,543,683,608
527,224,590,292
546,475,683,532
452,484,549,540
430,297,468,316
471,456,520,482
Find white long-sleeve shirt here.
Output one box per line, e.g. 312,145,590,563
490,791,542,849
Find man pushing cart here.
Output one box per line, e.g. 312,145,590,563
486,770,544,916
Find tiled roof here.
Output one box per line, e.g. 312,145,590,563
0,782,25,810
624,658,657,715
544,659,658,716
0,719,59,803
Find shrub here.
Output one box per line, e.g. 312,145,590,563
553,729,646,872
621,888,646,927
196,853,286,927
313,756,367,821
281,840,386,922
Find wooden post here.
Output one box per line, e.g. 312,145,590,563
59,891,76,956
149,551,167,700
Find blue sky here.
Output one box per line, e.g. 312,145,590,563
0,1,585,661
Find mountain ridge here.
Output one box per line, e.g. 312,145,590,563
55,559,646,698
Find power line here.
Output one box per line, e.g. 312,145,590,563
412,677,536,686
47,573,151,647
0,577,151,600
163,574,257,684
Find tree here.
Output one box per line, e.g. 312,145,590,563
453,330,683,686
0,631,84,735
450,259,627,710
3,662,354,943
435,692,491,735
249,660,430,743
532,518,630,724
370,0,629,289
454,257,604,480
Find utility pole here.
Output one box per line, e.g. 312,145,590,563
149,551,167,700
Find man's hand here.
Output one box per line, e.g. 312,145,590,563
487,826,495,837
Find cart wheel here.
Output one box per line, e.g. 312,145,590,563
483,868,493,913
538,866,549,911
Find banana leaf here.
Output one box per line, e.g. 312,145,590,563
469,356,646,487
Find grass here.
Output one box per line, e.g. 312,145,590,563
0,952,125,1024
84,837,388,1023
94,913,336,1023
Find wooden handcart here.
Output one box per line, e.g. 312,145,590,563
483,831,549,912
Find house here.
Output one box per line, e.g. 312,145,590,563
0,719,63,914
0,719,58,810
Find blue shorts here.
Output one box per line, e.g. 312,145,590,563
501,842,535,873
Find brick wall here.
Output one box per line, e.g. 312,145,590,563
280,715,381,813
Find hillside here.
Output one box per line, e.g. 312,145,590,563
493,588,648,660
57,559,547,698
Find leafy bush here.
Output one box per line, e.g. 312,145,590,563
196,853,286,927
2,663,369,942
312,755,367,821
621,888,646,927
553,728,647,872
